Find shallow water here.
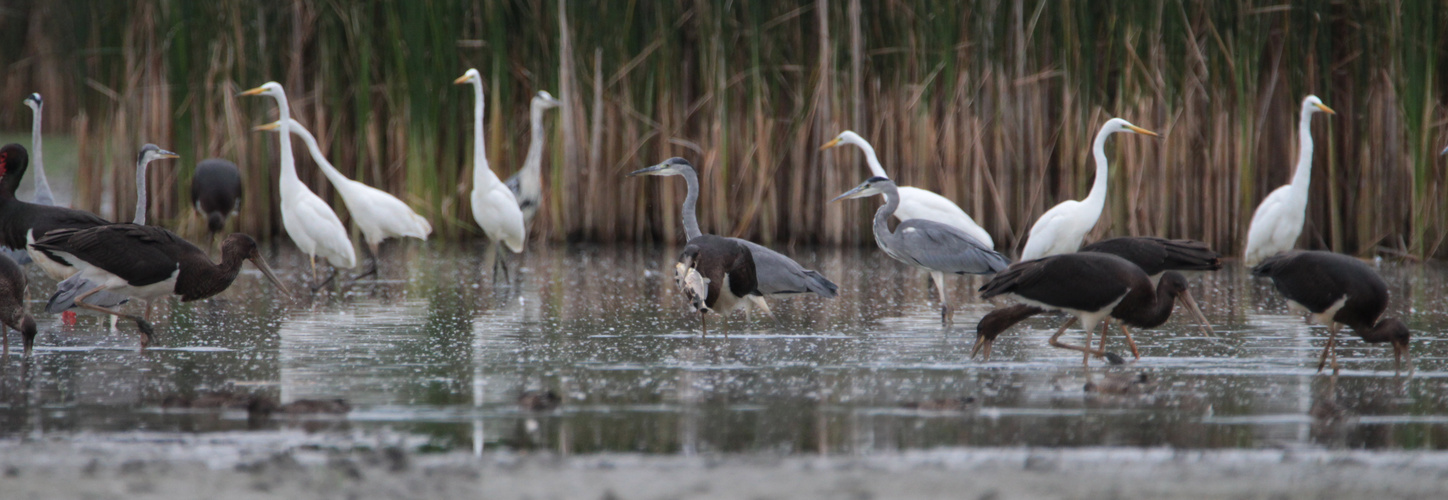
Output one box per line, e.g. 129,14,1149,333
2,244,1447,455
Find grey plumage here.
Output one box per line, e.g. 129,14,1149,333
629,157,838,299
505,91,562,228
47,273,129,313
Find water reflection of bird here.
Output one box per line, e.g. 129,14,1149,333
190,158,243,245
1251,250,1410,374
675,235,758,336
241,82,356,291
1243,96,1335,266
0,253,37,356
506,91,562,228
36,227,289,348
455,69,526,281
517,390,562,412
900,396,978,411
977,253,1197,365
257,119,432,279
974,237,1220,360
630,157,837,309
834,177,1008,324
819,130,993,248
1019,119,1158,260
1084,372,1154,395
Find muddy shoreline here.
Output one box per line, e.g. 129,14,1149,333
4,432,1446,499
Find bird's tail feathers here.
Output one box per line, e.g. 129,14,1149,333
803,270,839,298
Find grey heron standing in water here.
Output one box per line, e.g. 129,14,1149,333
675,234,759,336
506,91,562,229
833,176,1009,324
629,157,837,312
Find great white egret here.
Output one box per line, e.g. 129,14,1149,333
256,119,432,277
455,69,526,280
240,82,356,289
1242,96,1335,266
820,131,993,248
1019,118,1157,260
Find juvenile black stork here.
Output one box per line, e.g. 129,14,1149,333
35,225,289,349
675,234,759,336
972,237,1221,360
191,158,243,245
0,253,37,356
1251,250,1410,374
977,252,1197,365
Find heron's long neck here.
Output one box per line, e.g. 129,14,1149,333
295,126,351,189
134,158,149,224
29,104,51,202
470,81,500,190
872,185,902,243
523,104,547,177
854,140,888,178
274,94,301,198
680,168,702,240
1289,107,1316,196
1080,127,1113,216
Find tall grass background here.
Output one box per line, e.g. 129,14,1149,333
1,0,1447,258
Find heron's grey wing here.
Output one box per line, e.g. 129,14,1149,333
895,220,1010,275
46,275,130,313
734,239,838,298
505,172,522,198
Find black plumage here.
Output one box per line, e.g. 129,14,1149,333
0,144,110,277
676,234,759,335
191,158,243,238
1252,250,1410,373
0,252,36,356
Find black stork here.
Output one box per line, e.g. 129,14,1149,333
0,144,110,281
35,225,289,348
191,158,243,245
972,237,1221,360
675,234,759,336
1251,250,1410,374
0,252,36,356
977,252,1197,365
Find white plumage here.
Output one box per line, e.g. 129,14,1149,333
1242,95,1335,266
1019,118,1157,261
820,131,994,249
241,82,356,275
456,69,526,254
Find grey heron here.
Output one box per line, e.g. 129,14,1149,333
832,176,1009,324
676,234,759,336
22,93,54,206
506,91,562,228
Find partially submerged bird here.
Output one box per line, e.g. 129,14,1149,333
977,253,1191,365
36,227,289,348
630,157,837,307
0,252,37,356
455,69,526,280
1251,250,1410,374
834,176,1009,324
241,82,356,290
517,390,562,412
820,130,993,248
256,119,432,278
675,234,759,336
191,158,243,244
1242,96,1335,266
506,91,562,228
1019,119,1157,260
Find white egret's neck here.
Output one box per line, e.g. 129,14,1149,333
272,92,301,196
523,102,548,176
134,156,149,224
469,79,499,190
1290,106,1317,193
290,121,350,189
850,138,888,178
1080,125,1114,215
679,168,702,240
28,103,51,203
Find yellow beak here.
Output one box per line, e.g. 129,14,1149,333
818,137,842,151
453,74,471,85
238,86,266,97
1314,103,1336,115
1126,125,1159,137
252,122,281,132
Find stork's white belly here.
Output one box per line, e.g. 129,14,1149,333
27,230,77,281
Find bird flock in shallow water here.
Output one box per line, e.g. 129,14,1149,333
0,85,1418,376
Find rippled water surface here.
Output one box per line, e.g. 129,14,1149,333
3,245,1448,455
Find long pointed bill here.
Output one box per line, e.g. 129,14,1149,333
830,183,872,203
253,121,282,132
1177,291,1214,337
453,74,471,85
238,86,267,97
818,137,842,150
1125,125,1159,137
158,149,180,159
627,164,667,177
250,256,292,299
1394,342,1412,377
1314,103,1336,115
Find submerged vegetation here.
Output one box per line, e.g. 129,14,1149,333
1,1,1446,257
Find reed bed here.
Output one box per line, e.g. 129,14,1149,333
1,1,1446,258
